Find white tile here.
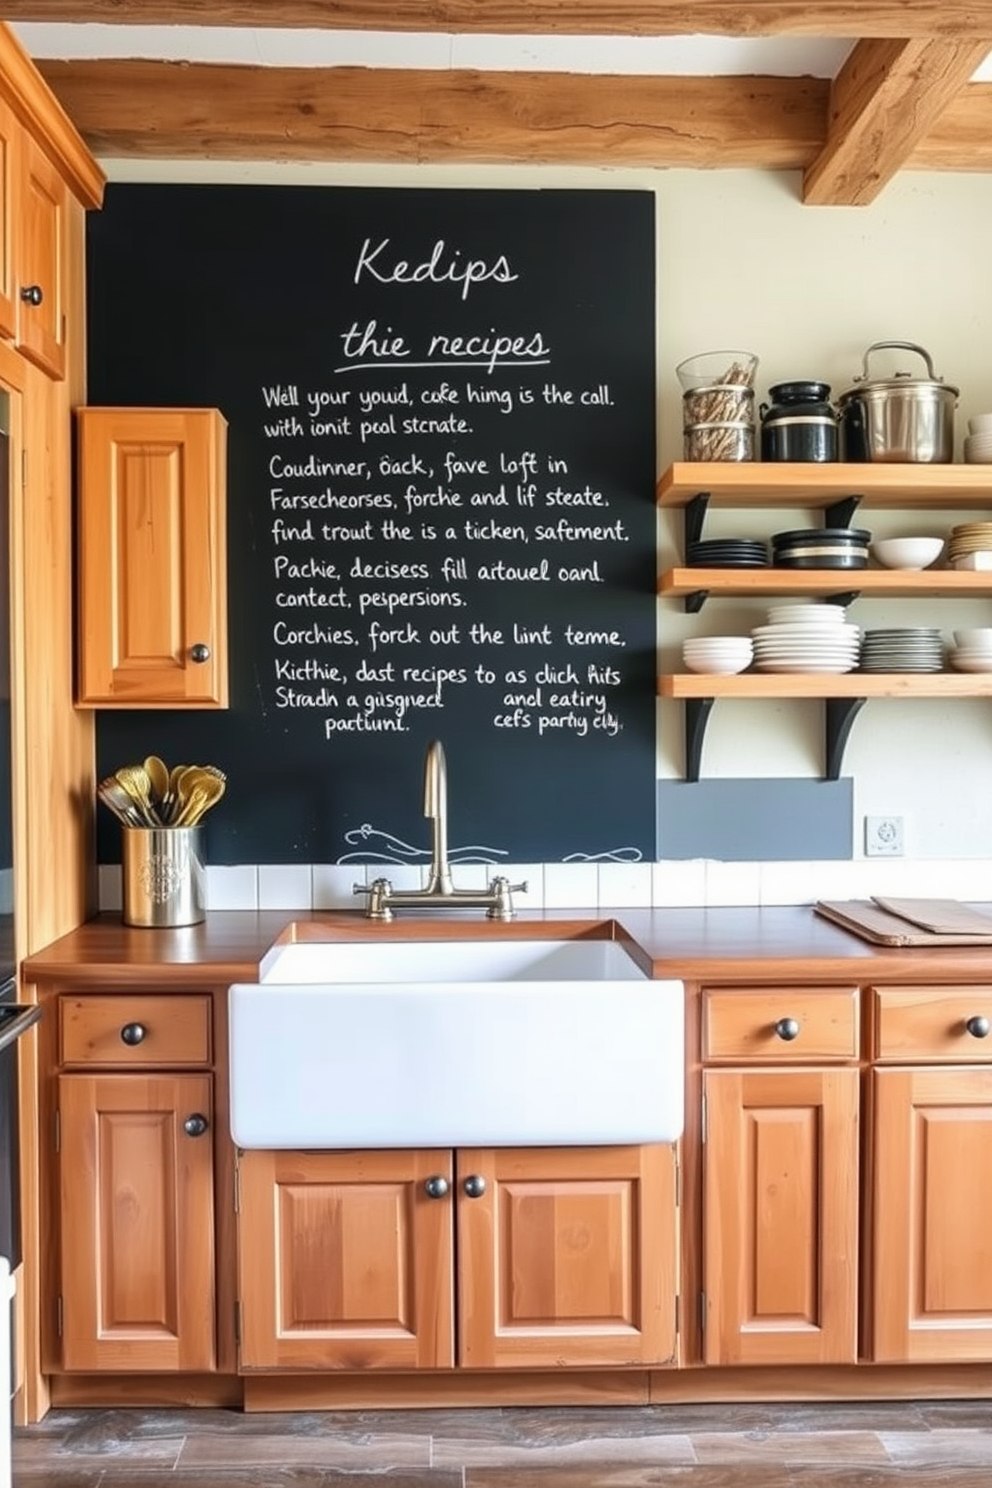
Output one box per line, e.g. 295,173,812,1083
258,864,312,910
652,859,706,906
759,860,860,905
98,863,122,911
598,861,653,908
704,860,762,906
543,862,599,909
205,865,257,909
313,863,370,909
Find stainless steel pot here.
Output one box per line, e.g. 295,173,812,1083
837,341,958,463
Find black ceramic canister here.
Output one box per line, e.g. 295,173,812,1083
760,380,839,462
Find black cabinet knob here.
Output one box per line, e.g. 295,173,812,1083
424,1175,449,1199
20,284,43,306
120,1022,146,1046
774,1017,801,1041
190,643,211,664
966,1015,991,1039
183,1113,209,1137
463,1174,486,1198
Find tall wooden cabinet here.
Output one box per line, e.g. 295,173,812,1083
237,1143,678,1373
75,406,229,707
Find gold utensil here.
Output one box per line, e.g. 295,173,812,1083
143,754,170,811
174,770,225,826
114,764,158,825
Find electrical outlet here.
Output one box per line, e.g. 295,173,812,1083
865,815,904,857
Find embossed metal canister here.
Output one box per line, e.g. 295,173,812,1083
122,826,206,927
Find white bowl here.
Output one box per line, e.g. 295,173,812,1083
953,628,992,648
683,653,752,675
766,603,846,627
968,413,992,436
871,536,945,570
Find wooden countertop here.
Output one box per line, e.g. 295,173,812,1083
20,904,992,987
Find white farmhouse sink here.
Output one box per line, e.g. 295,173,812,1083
229,937,684,1150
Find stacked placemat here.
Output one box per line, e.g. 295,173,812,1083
815,897,992,945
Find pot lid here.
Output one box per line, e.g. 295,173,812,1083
839,339,959,402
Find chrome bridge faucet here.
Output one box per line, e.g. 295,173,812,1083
353,740,526,921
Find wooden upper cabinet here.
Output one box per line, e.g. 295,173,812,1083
15,126,66,380
76,406,229,707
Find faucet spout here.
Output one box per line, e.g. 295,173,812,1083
353,739,527,919
422,739,453,894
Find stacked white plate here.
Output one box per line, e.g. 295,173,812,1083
949,628,992,673
964,432,992,463
859,627,944,672
682,635,753,675
751,604,860,673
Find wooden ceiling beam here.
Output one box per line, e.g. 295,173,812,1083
33,59,830,166
803,37,992,204
10,0,992,41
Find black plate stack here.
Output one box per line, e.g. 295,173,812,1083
687,537,769,568
771,527,871,570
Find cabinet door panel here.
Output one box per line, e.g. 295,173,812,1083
872,1066,992,1362
76,407,228,706
0,98,17,340
58,1073,215,1372
237,1149,454,1371
16,129,65,379
703,1068,859,1365
457,1145,677,1368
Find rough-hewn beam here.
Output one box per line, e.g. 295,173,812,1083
10,0,992,40
804,37,992,204
34,60,829,166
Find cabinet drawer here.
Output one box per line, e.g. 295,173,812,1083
872,985,992,1062
702,987,859,1062
59,995,212,1067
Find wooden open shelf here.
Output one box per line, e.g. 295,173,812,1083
658,672,992,699
657,461,992,508
659,567,992,600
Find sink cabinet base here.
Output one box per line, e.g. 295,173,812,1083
46,1362,992,1412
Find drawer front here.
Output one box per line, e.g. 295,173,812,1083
872,985,992,1062
59,995,212,1067
702,987,859,1062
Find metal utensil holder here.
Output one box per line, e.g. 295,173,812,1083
122,826,206,927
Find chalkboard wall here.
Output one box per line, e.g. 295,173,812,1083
88,185,658,867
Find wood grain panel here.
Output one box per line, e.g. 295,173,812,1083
457,1145,677,1369
4,2,992,40
237,1148,455,1371
58,1072,216,1373
872,1067,992,1362
872,985,992,1062
59,994,212,1066
703,1067,859,1365
702,987,859,1062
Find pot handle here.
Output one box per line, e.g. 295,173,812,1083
857,339,940,384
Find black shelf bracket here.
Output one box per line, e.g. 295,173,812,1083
825,495,863,528
685,696,716,782
824,696,866,780
685,492,711,548
684,589,709,614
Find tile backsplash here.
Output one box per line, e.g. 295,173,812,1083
98,858,992,913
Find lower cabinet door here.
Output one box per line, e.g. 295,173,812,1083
58,1072,216,1372
236,1148,455,1370
872,1066,992,1362
702,1067,859,1365
456,1144,678,1368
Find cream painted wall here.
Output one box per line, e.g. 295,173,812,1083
100,158,992,861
